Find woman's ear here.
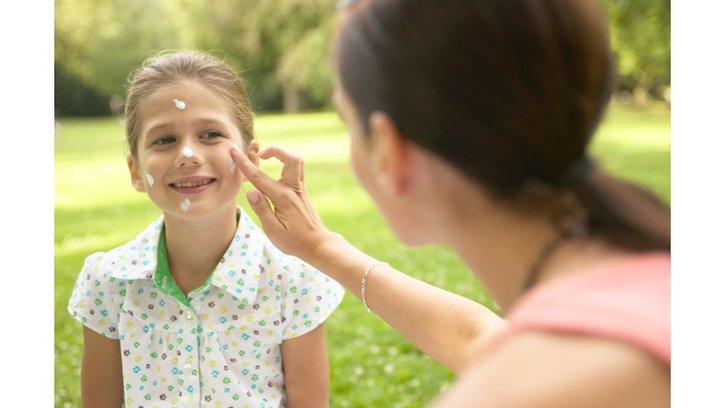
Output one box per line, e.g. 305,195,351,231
368,111,410,195
127,154,146,193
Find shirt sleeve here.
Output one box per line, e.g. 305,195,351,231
67,252,123,339
280,257,345,340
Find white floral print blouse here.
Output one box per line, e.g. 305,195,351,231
68,208,345,407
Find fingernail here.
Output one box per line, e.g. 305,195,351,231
247,190,260,204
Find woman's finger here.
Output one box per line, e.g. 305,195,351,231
258,146,304,188
230,146,287,202
245,189,283,233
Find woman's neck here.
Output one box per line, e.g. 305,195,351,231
162,203,238,293
441,203,626,314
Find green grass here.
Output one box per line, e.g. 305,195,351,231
55,103,670,407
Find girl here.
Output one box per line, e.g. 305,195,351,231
68,51,344,408
230,0,670,406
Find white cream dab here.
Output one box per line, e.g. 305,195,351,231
173,98,186,110
182,147,194,158
145,172,154,186
180,198,191,212
229,157,237,173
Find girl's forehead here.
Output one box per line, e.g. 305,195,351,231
143,80,226,116
139,80,240,136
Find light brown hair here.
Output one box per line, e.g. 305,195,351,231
124,51,255,156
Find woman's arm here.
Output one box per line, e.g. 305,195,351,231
282,324,330,408
231,146,507,373
310,233,506,373
81,326,124,407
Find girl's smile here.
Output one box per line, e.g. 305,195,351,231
168,175,217,195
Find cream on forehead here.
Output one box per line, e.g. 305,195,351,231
182,147,194,158
173,98,186,110
180,198,191,212
145,172,155,186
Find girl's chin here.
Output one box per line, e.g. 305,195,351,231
152,196,239,219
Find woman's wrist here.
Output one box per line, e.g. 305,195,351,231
305,231,379,294
308,231,347,266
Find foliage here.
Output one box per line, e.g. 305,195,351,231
55,0,185,98
55,62,111,117
164,0,336,110
601,0,671,93
54,0,670,116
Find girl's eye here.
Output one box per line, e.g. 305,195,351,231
201,131,223,140
153,136,175,145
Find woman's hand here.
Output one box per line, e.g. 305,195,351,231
231,145,507,374
230,145,339,261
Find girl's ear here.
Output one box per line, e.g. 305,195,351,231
127,154,147,193
247,140,260,167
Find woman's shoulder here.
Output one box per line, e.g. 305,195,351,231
433,330,669,407
505,251,670,364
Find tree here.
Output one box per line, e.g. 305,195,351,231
55,0,186,98
167,0,336,111
601,0,671,102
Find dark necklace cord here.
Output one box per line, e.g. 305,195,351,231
523,157,594,292
522,231,570,293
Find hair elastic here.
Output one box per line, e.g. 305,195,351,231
556,156,594,186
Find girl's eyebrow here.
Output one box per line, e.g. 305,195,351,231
193,118,228,129
144,118,229,135
145,122,173,135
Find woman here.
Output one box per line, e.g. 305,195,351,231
230,0,670,405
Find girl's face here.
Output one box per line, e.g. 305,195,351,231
127,80,258,220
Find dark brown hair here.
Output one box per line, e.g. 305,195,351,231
124,51,255,157
335,0,669,251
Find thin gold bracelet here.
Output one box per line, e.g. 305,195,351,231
361,261,387,313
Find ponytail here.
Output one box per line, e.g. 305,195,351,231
572,170,670,252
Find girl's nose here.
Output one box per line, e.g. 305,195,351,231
175,145,203,167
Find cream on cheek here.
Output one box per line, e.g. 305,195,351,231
139,156,159,192
144,172,155,186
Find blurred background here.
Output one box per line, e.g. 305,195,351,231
55,1,670,407
55,0,670,116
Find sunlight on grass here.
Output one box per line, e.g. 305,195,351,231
55,103,669,407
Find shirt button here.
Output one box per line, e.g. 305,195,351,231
183,362,192,370
186,311,194,320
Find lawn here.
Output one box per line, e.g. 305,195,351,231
55,103,670,407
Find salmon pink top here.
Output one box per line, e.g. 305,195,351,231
494,252,670,364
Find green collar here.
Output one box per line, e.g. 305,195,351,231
154,211,243,307
154,225,214,308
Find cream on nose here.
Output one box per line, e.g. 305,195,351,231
182,147,194,158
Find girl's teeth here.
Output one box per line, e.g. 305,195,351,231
174,179,212,188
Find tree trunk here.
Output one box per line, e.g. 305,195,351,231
282,81,302,113
633,85,650,107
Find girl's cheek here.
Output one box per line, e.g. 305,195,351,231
141,157,164,192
